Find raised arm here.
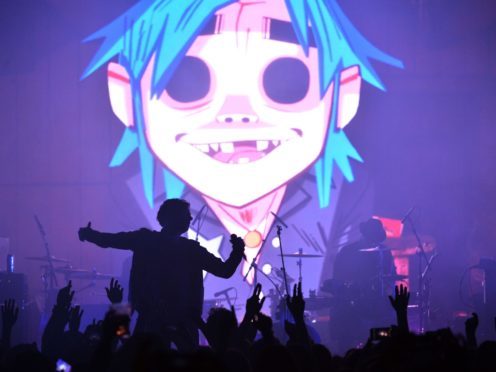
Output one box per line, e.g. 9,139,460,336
388,284,410,333
200,234,245,278
465,312,478,349
78,222,144,250
1,299,19,348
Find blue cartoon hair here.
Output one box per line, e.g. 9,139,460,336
82,0,402,208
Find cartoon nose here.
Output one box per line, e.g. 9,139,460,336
216,96,259,124
217,114,258,123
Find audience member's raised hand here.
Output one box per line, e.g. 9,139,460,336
254,312,273,338
56,281,74,310
286,281,305,323
105,278,124,304
245,283,266,322
1,299,18,348
388,284,410,313
465,312,478,333
465,312,478,349
388,284,410,332
78,221,93,242
68,305,84,332
84,318,103,343
1,299,19,331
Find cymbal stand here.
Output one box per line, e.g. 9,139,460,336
404,214,430,333
243,217,278,285
34,216,58,292
377,244,391,297
34,215,60,315
297,248,303,283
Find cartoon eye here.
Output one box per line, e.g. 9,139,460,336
165,56,210,103
262,57,310,104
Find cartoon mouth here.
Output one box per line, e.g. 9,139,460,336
191,139,285,164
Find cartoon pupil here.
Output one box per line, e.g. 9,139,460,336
82,0,402,283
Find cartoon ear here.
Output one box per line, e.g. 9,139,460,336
107,62,134,127
337,65,361,129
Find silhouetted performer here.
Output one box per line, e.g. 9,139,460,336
78,198,245,349
330,218,396,353
333,218,395,292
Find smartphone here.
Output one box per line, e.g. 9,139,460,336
110,304,132,339
370,327,392,341
56,359,72,372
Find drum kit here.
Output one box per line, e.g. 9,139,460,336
29,216,114,312
25,254,114,313
30,215,112,293
25,255,113,282
273,242,416,314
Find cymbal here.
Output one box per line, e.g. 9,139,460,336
359,246,393,252
25,255,70,263
54,267,113,280
279,252,323,258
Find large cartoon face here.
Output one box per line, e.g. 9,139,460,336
109,0,361,207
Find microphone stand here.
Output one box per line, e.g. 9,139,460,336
276,225,290,297
242,219,278,285
218,289,234,308
194,205,208,242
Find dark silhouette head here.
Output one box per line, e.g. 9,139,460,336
359,218,387,245
157,199,192,235
205,307,238,352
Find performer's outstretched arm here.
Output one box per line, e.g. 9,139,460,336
200,234,245,278
78,221,144,250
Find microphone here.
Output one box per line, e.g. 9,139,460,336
214,287,234,298
401,206,415,224
192,205,207,225
270,211,288,229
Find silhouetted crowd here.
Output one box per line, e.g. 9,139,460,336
0,280,495,371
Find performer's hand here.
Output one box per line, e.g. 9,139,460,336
78,221,92,242
388,284,410,314
68,305,84,332
105,278,124,304
286,281,305,323
229,234,245,252
245,283,266,321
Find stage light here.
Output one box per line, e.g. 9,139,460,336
262,263,272,275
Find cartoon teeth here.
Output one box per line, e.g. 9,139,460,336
195,144,209,153
220,142,234,153
256,140,269,151
191,137,290,160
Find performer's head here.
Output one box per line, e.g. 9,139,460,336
82,0,402,208
359,218,387,245
157,198,192,234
